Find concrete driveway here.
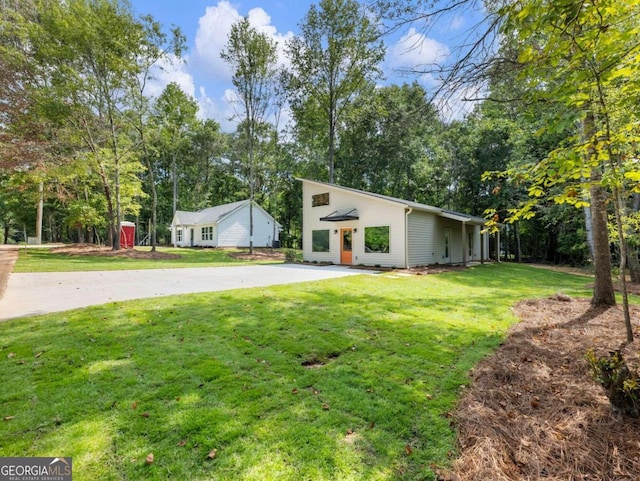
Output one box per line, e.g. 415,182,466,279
0,264,365,321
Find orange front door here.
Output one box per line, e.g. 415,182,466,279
340,228,353,264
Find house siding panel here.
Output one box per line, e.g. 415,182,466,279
407,211,437,267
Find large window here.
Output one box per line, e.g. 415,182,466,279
364,226,390,253
312,229,330,252
176,229,183,242
202,226,214,241
312,192,330,207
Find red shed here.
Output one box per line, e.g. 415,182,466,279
120,221,136,248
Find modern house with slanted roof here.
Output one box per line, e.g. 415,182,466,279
299,178,489,268
170,200,281,248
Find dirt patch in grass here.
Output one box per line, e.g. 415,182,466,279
50,243,181,259
443,295,640,481
227,248,285,261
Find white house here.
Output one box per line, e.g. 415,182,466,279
170,200,281,248
300,178,490,268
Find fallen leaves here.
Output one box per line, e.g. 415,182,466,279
145,453,154,465
3,416,15,421
206,449,217,460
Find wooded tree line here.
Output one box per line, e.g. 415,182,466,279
1,0,639,280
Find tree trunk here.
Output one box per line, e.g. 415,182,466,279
589,178,616,306
328,91,336,184
35,181,43,245
514,221,522,262
628,251,640,284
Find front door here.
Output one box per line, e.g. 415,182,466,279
190,228,194,247
340,228,353,265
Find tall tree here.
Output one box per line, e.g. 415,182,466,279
221,17,278,254
153,82,198,246
128,22,185,252
286,0,385,184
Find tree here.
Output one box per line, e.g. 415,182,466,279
286,0,385,184
221,17,278,254
496,0,640,339
337,83,442,200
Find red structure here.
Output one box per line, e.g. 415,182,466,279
120,221,136,248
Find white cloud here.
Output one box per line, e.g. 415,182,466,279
389,28,451,70
145,54,196,99
435,84,484,122
195,86,236,132
193,1,241,82
193,1,293,83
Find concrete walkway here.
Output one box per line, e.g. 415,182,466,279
0,264,366,321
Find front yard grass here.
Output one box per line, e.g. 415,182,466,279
13,247,285,272
0,264,591,480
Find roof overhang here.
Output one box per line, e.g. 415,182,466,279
320,208,359,222
440,211,471,223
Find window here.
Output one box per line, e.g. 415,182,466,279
202,226,214,241
364,226,390,253
176,229,183,242
312,229,330,252
312,192,330,207
468,232,474,257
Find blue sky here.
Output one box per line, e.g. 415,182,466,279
128,0,478,131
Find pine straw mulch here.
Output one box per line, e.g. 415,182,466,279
50,243,180,259
442,295,640,481
50,244,287,261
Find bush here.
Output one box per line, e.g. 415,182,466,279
586,349,640,418
284,249,297,263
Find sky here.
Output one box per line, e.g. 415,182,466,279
128,0,479,131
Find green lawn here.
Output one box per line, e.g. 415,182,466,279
0,264,591,480
13,247,288,272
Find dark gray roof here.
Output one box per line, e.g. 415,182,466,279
173,200,249,226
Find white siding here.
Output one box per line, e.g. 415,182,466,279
302,182,407,267
407,211,437,267
218,204,278,247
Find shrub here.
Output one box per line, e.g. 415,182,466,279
586,349,640,418
284,249,297,263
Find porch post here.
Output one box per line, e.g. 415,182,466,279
480,230,485,264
